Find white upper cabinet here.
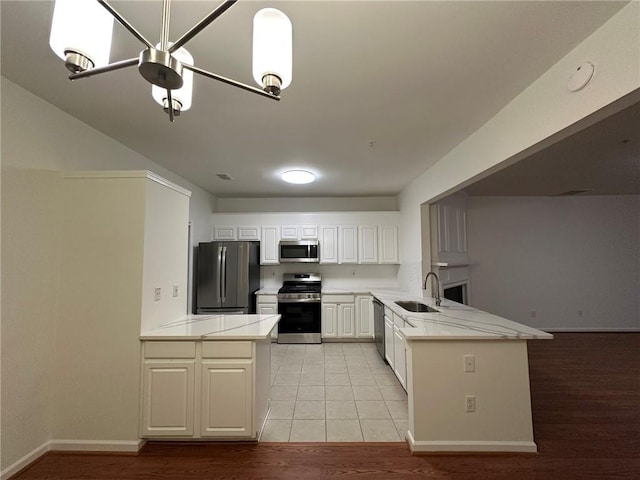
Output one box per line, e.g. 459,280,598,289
358,226,378,264
214,226,237,241
300,225,318,239
378,225,399,264
280,225,319,240
319,226,338,264
338,226,358,264
280,225,299,240
211,213,400,265
430,192,468,265
237,226,260,241
260,226,280,265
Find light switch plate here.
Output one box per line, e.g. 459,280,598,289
464,355,475,372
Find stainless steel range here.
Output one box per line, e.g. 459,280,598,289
277,273,322,344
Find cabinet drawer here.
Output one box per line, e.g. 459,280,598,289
393,312,405,328
257,294,278,304
145,341,196,359
202,341,253,359
322,294,355,304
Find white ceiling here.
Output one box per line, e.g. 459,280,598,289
0,1,632,198
464,101,640,196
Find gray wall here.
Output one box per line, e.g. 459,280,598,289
466,195,640,331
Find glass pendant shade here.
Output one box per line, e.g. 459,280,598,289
49,0,113,68
252,8,293,90
152,45,194,112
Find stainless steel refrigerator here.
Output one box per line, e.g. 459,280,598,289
195,241,260,314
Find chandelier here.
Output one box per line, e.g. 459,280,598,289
49,0,292,122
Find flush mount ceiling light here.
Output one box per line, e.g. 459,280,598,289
281,170,315,184
49,0,292,122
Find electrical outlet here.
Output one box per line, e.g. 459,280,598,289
154,287,161,301
464,355,475,372
465,395,476,412
531,310,537,318
578,310,583,318
173,285,179,297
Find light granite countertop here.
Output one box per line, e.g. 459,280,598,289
140,314,280,340
371,290,553,341
254,285,551,340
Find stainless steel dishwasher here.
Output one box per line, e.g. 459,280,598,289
373,297,385,361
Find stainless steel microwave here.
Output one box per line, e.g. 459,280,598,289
279,240,320,263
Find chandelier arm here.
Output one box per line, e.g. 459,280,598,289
160,0,171,51
97,0,154,50
68,57,139,80
166,89,175,122
168,0,237,53
184,64,280,102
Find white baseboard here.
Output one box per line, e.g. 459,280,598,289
1,442,50,480
49,439,146,452
406,431,537,453
1,439,146,480
541,328,640,332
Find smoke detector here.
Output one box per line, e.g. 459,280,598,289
568,62,595,92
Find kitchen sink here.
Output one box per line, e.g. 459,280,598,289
395,301,439,313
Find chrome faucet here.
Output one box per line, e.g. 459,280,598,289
423,271,441,306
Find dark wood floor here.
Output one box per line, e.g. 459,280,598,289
12,333,640,480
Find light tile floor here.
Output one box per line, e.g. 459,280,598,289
261,342,408,442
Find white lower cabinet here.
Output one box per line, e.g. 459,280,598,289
393,320,407,389
141,360,195,437
201,360,253,437
141,340,263,440
355,295,374,338
384,314,394,368
341,303,355,337
257,294,278,340
322,295,355,338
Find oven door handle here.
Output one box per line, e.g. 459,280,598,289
277,298,321,304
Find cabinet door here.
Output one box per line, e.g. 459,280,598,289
238,226,260,241
339,303,356,338
339,226,358,264
257,304,276,315
280,225,299,240
393,323,407,389
214,226,237,241
260,226,280,265
141,360,195,437
322,303,338,338
384,316,394,367
379,226,399,264
358,226,378,264
300,225,318,239
431,193,468,265
319,226,338,264
258,304,278,339
356,295,373,338
201,360,253,437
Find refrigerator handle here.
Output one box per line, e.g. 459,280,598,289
221,246,227,303
217,245,223,303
